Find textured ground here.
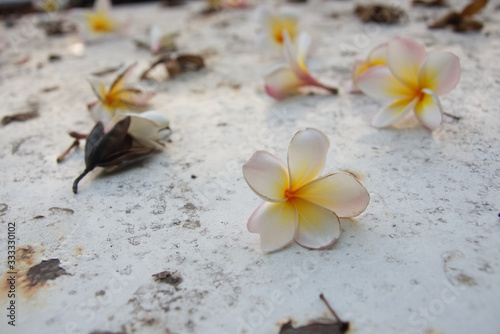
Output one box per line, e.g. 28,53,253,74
0,0,499,333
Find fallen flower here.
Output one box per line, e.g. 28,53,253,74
32,0,68,12
75,0,126,42
107,110,171,150
357,37,460,130
351,42,387,93
88,63,155,124
72,117,153,194
134,26,177,55
242,128,369,252
265,32,337,100
255,5,299,53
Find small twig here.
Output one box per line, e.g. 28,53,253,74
57,139,80,163
319,293,341,322
444,112,461,121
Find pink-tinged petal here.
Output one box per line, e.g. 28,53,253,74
414,88,443,130
351,60,368,93
293,198,340,250
367,42,388,66
287,128,330,191
283,31,306,79
264,65,303,100
247,201,297,252
358,66,415,100
418,51,461,96
150,26,160,54
387,37,427,90
89,101,114,124
295,172,370,218
371,97,419,128
243,151,290,202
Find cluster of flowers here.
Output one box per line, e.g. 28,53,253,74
35,1,462,251
245,6,461,252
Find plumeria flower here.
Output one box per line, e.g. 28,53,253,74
265,32,337,100
32,0,68,12
242,128,370,252
75,0,126,42
351,42,387,93
357,37,461,130
87,63,155,124
107,111,171,150
256,5,299,53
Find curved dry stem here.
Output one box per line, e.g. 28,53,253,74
72,168,92,194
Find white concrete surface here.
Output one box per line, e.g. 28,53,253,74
0,1,499,334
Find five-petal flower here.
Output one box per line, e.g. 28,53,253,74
242,128,370,252
77,0,125,42
357,37,461,130
256,5,299,53
265,32,337,100
87,63,155,124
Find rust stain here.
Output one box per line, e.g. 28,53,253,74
0,246,68,301
342,169,364,181
74,246,83,257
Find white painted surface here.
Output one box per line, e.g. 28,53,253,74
0,1,499,334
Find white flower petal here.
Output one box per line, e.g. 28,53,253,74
94,0,111,13
414,88,443,130
287,128,330,191
139,110,170,128
89,101,114,124
264,65,303,100
387,37,427,90
418,51,461,96
295,172,370,218
243,151,290,202
371,97,419,128
358,66,414,100
293,198,340,250
248,201,297,252
367,42,388,66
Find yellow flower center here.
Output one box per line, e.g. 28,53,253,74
284,188,296,199
87,12,115,33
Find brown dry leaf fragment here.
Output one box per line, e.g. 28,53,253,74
461,0,488,16
72,117,153,194
91,64,123,77
429,0,488,32
26,259,69,286
412,0,447,7
2,104,39,126
141,54,205,80
279,294,349,334
354,4,405,24
37,19,76,36
152,271,183,286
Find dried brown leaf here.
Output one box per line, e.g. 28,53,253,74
279,294,349,334
2,103,39,126
412,0,447,7
354,4,405,24
461,0,488,17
